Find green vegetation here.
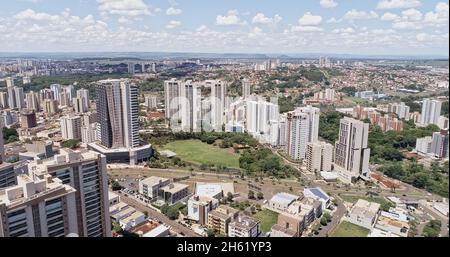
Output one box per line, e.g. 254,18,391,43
253,209,279,233
61,139,81,149
319,111,344,143
2,127,19,144
17,73,131,98
331,221,370,237
163,140,241,169
379,161,449,197
140,78,164,92
230,200,251,211
319,110,447,197
340,86,357,96
320,212,332,226
160,202,185,220
111,181,124,191
340,195,395,212
442,101,449,118
278,96,301,113
239,148,297,179
422,220,441,237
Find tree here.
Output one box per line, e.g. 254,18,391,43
111,181,123,191
323,212,332,223
226,192,234,202
320,216,328,226
166,207,179,220
248,190,255,199
257,192,264,200
206,229,215,237
61,139,81,149
422,220,441,237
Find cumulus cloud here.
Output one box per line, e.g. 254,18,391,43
166,20,181,29
343,9,379,20
216,10,247,25
298,12,322,26
377,0,421,10
97,0,153,17
320,0,338,8
166,7,182,16
381,12,400,21
252,13,282,25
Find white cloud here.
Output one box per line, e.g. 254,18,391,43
216,10,247,25
416,32,431,41
344,9,379,20
14,9,59,21
291,26,323,32
423,2,449,26
298,12,322,26
381,12,400,21
117,16,132,24
165,20,181,29
377,0,421,10
332,27,355,34
97,0,152,17
401,8,422,21
166,7,182,16
252,13,282,25
320,0,338,8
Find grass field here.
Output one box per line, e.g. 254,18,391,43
253,209,279,233
340,195,391,206
163,140,241,169
331,221,370,237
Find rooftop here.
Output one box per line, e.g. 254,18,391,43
140,176,170,186
270,192,299,205
304,187,330,201
160,183,189,194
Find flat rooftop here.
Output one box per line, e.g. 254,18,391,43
270,192,299,205
140,176,170,186
160,183,189,194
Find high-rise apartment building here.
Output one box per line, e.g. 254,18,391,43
420,99,442,126
25,91,40,111
0,174,78,237
43,99,59,115
208,80,227,132
430,130,449,158
96,79,139,149
60,115,82,140
50,84,62,102
285,106,320,160
334,117,371,183
242,78,251,99
20,110,37,129
164,78,182,122
305,142,333,173
181,80,201,132
76,89,90,110
0,92,8,109
27,149,111,237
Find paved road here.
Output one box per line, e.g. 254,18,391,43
117,192,200,237
317,199,347,237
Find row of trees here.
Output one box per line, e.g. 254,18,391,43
239,148,297,179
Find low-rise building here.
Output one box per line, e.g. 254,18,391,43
158,183,190,205
346,199,380,229
304,187,331,210
228,215,261,237
208,205,239,235
187,195,219,225
139,176,170,200
268,192,299,212
276,212,305,237
270,224,298,237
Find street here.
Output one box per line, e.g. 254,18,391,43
116,191,200,237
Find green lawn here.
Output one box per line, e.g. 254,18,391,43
340,195,390,206
253,209,279,233
331,221,370,237
163,140,241,169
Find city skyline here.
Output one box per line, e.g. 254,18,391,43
0,0,448,56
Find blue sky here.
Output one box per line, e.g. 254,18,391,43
0,0,448,55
